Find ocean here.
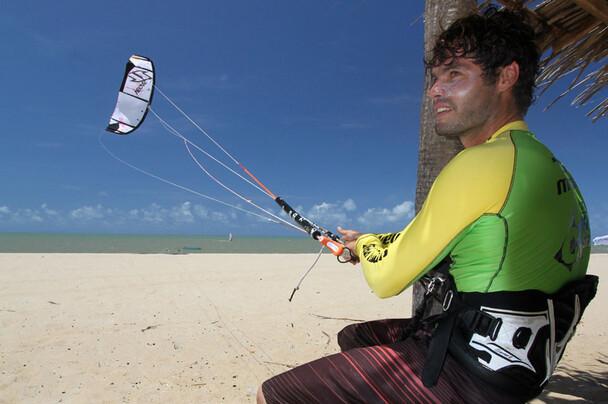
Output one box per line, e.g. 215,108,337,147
1,233,606,254
0,233,324,254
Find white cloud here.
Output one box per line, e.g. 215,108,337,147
271,197,412,231
306,201,348,224
211,211,230,223
21,209,43,223
170,202,195,223
0,198,380,231
124,202,233,225
193,204,209,219
0,204,65,224
41,204,59,217
70,205,107,221
357,200,414,227
131,203,165,224
343,198,357,211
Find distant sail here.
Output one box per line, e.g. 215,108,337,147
593,235,608,245
228,232,233,242
106,55,155,135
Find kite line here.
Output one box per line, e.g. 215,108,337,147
103,54,353,298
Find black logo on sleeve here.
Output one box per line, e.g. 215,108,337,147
362,244,389,263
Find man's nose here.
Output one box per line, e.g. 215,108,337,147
428,79,444,98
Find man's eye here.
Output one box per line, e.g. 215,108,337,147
449,70,460,79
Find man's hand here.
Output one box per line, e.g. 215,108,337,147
337,226,362,264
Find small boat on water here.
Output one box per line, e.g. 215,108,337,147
181,246,202,252
228,232,233,242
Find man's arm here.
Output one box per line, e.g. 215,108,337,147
349,143,514,298
338,227,403,265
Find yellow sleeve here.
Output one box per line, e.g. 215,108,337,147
355,137,514,298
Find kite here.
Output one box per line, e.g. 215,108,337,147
106,55,155,135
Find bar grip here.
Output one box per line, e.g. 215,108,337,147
318,235,344,256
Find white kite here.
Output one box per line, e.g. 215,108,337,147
593,235,608,245
106,55,155,134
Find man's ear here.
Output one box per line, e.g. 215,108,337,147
497,61,520,93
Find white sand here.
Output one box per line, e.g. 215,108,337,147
0,253,605,403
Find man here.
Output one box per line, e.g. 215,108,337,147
257,8,597,403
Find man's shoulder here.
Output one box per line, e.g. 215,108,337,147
433,135,515,206
506,129,558,163
445,133,516,173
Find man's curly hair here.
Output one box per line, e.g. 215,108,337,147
428,8,540,115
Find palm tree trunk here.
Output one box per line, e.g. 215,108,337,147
412,0,476,314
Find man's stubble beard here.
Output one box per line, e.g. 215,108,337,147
434,98,494,139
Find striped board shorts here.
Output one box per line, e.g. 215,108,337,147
261,318,520,404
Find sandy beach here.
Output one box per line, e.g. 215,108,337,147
0,253,605,403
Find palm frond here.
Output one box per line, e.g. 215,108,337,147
496,0,608,121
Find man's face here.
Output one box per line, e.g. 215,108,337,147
428,57,498,139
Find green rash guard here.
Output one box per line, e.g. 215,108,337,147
355,121,590,298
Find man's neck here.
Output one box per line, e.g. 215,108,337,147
459,110,523,148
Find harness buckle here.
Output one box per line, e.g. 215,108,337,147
442,290,453,311
425,276,445,296
470,311,502,340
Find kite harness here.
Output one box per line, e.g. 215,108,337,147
412,260,598,400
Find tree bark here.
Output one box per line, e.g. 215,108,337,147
412,0,476,314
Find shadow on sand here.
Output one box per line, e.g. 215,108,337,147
535,355,608,403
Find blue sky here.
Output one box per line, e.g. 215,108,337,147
1,1,606,237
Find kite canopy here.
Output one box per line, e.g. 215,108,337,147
106,55,155,135
593,235,608,246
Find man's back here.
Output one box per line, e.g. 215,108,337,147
448,127,591,294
